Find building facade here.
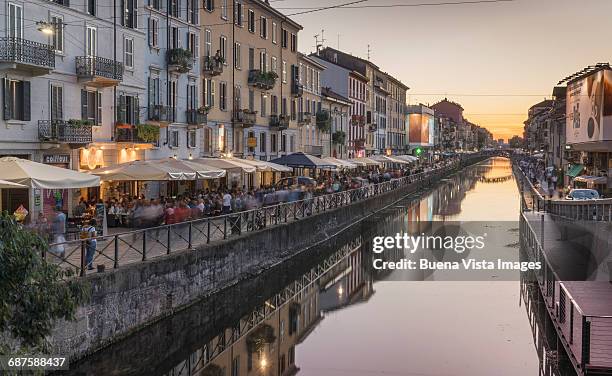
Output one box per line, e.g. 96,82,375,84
321,87,351,158
199,0,302,161
297,53,326,157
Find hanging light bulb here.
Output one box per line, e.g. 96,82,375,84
36,21,54,35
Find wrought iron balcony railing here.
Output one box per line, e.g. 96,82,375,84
270,114,290,131
202,56,223,76
115,126,158,144
248,70,277,90
38,120,92,144
233,110,257,128
186,109,208,125
75,56,123,81
0,37,55,70
148,105,174,123
298,112,312,125
167,48,193,73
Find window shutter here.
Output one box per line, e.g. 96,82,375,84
211,80,216,107
148,18,152,46
97,91,102,124
81,89,88,120
22,81,31,121
195,35,199,59
2,79,11,120
58,87,63,120
134,97,140,125
118,94,126,123
120,0,126,26
133,0,138,27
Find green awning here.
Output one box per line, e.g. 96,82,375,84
566,164,584,178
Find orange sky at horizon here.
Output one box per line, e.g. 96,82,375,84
287,0,612,143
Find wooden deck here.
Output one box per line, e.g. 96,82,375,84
521,212,612,375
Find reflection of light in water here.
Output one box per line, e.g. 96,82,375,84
338,285,344,296
260,357,268,368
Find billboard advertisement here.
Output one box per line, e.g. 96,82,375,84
566,69,612,144
408,113,435,146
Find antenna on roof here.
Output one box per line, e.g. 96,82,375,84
314,29,326,54
367,44,371,61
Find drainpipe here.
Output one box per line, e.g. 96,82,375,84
231,4,235,156
166,0,170,146
113,0,117,139
279,19,285,156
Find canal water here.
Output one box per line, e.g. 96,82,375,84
63,157,575,376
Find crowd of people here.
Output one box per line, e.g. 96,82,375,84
518,157,561,198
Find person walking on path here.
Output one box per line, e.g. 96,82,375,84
81,218,97,271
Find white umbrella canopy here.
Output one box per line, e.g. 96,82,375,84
0,179,26,188
348,157,382,167
195,158,257,173
322,157,358,169
395,155,419,163
0,157,100,189
233,158,292,172
90,159,201,181
370,155,411,165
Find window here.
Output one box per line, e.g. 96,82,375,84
187,0,198,24
187,83,197,111
248,9,255,33
2,79,29,121
290,135,295,152
81,89,101,125
291,33,297,52
204,29,212,57
204,0,214,12
248,131,255,152
150,0,161,10
124,38,134,69
221,0,228,19
148,76,160,108
50,85,63,121
272,22,277,44
271,56,277,74
219,82,227,110
260,16,267,39
220,36,227,62
187,130,196,148
86,26,97,57
271,95,278,114
122,0,137,29
259,50,267,72
233,42,241,69
169,80,177,120
169,0,179,17
117,94,139,126
187,32,198,57
282,61,287,83
203,78,216,107
260,133,266,153
170,26,180,49
87,0,96,16
248,48,254,70
271,133,277,153
170,130,179,148
234,1,243,26
148,17,159,47
8,3,23,39
232,356,240,376
50,15,64,53
248,89,254,111
281,28,288,48
233,84,241,110
260,93,266,116
281,134,286,152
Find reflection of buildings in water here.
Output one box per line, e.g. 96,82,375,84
162,240,365,376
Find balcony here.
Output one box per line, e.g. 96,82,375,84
233,109,257,128
270,114,290,131
298,112,312,125
148,105,174,123
316,110,331,132
292,81,304,97
202,55,224,76
0,37,55,76
75,56,123,88
186,109,208,126
368,123,377,133
115,124,159,144
167,48,194,74
248,70,277,90
303,145,323,157
351,115,365,127
38,120,92,145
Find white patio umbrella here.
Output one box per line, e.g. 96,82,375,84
227,157,292,172
322,157,358,169
0,179,26,188
0,157,100,189
348,157,382,167
395,155,419,163
194,158,257,173
90,159,199,181
370,155,411,165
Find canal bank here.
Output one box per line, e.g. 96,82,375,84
45,154,493,361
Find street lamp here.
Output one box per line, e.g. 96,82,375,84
36,21,54,35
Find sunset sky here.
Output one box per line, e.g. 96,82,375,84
281,0,612,141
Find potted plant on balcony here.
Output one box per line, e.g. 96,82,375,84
246,324,276,354
332,131,346,145
167,48,193,73
136,123,160,143
197,106,211,115
67,119,94,128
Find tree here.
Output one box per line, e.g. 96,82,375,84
509,135,524,149
0,212,88,354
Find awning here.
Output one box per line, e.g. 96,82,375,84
194,158,257,173
348,157,382,167
227,157,292,172
0,179,26,188
393,155,419,163
370,155,412,165
0,157,100,189
322,157,358,169
90,159,225,181
566,164,584,178
270,152,336,169
573,175,607,185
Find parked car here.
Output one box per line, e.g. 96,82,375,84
565,189,600,200
275,176,316,188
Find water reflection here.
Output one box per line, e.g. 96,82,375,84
65,158,545,376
